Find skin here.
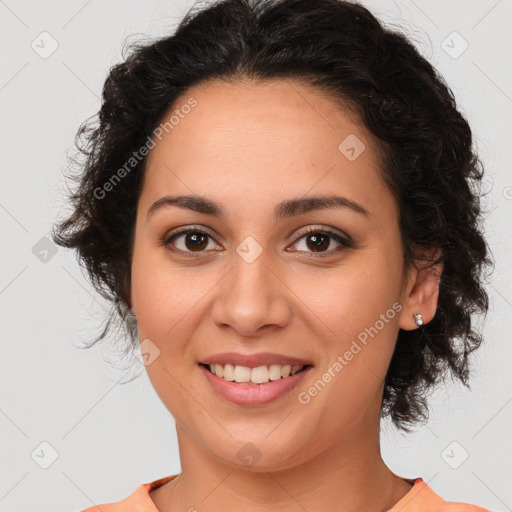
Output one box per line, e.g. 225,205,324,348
129,78,442,512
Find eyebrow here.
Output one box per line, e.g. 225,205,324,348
146,194,370,221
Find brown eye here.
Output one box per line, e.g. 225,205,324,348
163,228,218,254
290,228,353,258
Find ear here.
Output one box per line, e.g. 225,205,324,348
399,248,443,331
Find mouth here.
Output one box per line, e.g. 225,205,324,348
198,362,313,386
198,362,314,405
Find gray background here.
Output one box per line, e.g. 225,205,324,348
1,0,511,511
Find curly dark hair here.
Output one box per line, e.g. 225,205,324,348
52,0,494,433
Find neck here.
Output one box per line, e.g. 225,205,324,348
150,403,412,512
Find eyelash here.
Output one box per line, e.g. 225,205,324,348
161,225,353,259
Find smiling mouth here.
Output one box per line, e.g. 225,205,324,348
199,362,313,385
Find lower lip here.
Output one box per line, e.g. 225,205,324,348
199,364,313,406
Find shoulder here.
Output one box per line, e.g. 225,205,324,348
79,475,178,512
388,477,494,512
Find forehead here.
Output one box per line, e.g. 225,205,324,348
141,78,395,222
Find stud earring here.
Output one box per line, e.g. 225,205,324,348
413,313,423,326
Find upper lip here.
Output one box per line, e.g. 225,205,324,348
199,352,314,368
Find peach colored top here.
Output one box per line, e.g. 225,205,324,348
80,474,493,511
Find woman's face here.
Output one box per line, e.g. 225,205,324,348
130,79,430,470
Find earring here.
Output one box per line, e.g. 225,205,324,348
413,313,423,326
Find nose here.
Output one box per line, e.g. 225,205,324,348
210,250,292,337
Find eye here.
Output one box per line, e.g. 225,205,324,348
287,226,353,258
162,226,220,256
162,225,353,258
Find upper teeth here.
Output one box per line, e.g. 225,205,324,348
208,364,305,384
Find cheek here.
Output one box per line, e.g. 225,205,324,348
132,271,192,346
292,253,401,341
130,242,213,366
290,251,402,398
130,249,201,411
131,241,174,341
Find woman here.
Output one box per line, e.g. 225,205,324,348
52,0,494,510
